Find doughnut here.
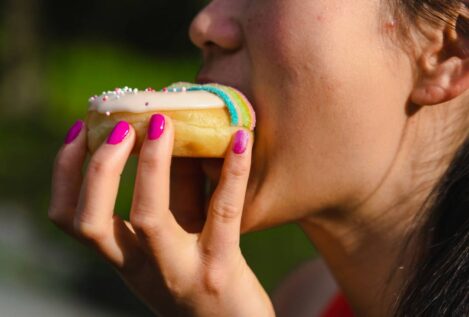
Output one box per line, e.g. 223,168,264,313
86,82,256,157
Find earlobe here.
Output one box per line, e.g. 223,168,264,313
411,56,469,105
411,11,469,106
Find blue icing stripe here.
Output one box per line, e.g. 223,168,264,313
166,84,240,126
187,86,240,126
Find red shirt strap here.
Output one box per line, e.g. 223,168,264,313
320,292,355,317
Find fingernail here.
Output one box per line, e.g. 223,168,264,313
233,130,249,154
64,120,84,144
148,114,165,140
107,121,130,145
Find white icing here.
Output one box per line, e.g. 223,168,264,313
88,89,225,114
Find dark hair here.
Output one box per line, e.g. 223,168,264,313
397,0,464,25
393,1,469,315
395,134,469,316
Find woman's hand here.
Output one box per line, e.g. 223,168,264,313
48,116,275,317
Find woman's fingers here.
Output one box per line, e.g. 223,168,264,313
49,120,87,234
130,115,189,260
199,130,253,260
74,121,139,266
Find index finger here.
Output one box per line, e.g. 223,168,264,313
48,120,87,233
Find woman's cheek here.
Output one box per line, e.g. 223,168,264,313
242,0,412,226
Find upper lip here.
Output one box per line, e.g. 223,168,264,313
195,69,236,87
195,71,221,85
196,75,251,99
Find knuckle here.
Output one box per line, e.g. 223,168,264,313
130,213,157,233
210,199,240,222
200,267,225,297
138,154,160,172
48,206,68,228
199,243,222,263
116,255,147,279
165,277,187,299
225,160,250,179
159,268,188,299
199,252,244,297
54,152,73,173
87,157,114,177
73,217,107,242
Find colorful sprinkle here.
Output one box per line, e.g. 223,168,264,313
89,83,256,131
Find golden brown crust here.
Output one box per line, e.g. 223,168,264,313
86,109,248,157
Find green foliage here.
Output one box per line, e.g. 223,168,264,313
241,225,316,292
44,42,201,129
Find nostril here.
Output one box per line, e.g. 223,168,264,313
205,41,217,49
189,3,243,52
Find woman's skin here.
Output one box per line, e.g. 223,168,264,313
49,0,469,316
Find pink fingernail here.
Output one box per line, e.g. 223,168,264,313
233,130,249,154
107,121,130,145
148,114,165,140
64,120,84,144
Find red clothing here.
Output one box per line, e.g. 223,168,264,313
320,293,354,317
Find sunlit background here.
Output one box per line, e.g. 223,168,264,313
0,0,315,315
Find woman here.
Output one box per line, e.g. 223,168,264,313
49,0,469,316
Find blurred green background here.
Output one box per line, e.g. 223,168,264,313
0,0,315,315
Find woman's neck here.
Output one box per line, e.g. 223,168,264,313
299,200,420,316
298,100,469,316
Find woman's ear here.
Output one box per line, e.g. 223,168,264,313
411,8,469,106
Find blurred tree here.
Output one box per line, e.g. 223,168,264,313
1,0,43,117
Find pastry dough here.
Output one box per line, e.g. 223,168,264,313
86,83,256,157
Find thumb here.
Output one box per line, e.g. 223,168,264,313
199,129,253,260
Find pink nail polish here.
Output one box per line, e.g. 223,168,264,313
233,130,249,154
64,120,84,144
107,121,130,145
148,114,165,140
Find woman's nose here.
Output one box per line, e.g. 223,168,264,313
189,1,243,53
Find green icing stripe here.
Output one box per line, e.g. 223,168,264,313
212,84,255,130
218,86,251,129
236,91,256,130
